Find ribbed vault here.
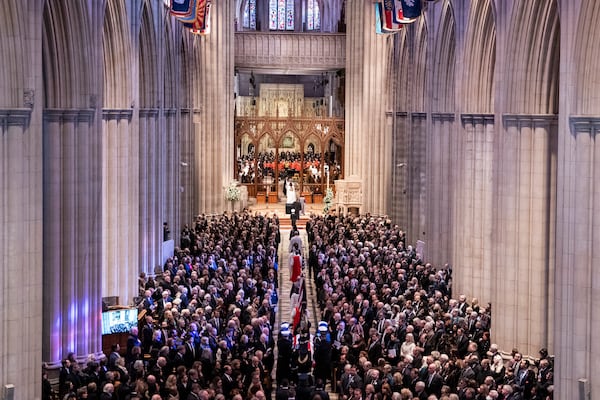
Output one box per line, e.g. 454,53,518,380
432,0,456,113
575,0,600,114
462,0,495,113
0,0,25,108
505,0,559,114
103,0,132,109
139,1,158,108
42,0,92,108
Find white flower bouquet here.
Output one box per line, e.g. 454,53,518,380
225,181,241,202
323,187,334,213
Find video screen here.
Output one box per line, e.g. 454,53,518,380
101,308,138,335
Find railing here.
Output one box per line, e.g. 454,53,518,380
235,32,346,71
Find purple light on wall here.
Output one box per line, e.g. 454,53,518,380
69,302,77,351
52,315,62,361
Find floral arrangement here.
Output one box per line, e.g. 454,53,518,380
323,187,334,214
225,181,241,202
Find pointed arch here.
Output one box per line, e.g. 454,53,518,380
506,0,559,114
180,37,191,109
191,34,205,109
103,0,132,109
575,0,600,114
164,18,176,109
394,30,410,111
0,0,26,107
411,18,428,112
462,0,496,113
139,1,158,108
432,0,456,113
42,0,93,108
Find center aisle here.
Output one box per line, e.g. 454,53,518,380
273,227,326,396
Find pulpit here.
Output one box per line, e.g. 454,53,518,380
334,176,363,216
256,192,266,203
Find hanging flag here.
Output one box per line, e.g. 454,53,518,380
382,0,403,32
189,3,211,35
176,0,206,24
393,0,417,24
291,254,302,282
184,0,211,32
374,2,384,34
170,0,194,18
399,0,422,19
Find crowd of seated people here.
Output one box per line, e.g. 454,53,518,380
49,211,283,400
292,213,553,400
236,151,341,184
48,209,554,400
237,154,259,183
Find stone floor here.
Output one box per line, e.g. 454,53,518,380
248,201,338,399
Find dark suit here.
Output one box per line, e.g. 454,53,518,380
311,388,330,400
276,386,291,400
209,317,223,334
367,339,383,364
456,335,469,358
414,390,428,400
222,372,235,398
184,342,198,369
276,337,293,383
426,372,444,397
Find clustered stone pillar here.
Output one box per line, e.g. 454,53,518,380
42,109,104,366
139,109,162,277
453,115,495,304
392,112,409,225
180,108,195,225
193,1,235,214
406,113,427,243
493,115,556,357
0,109,43,400
102,109,139,305
345,0,393,214
426,113,456,265
164,109,180,244
555,117,600,399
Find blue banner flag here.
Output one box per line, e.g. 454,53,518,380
170,0,194,18
393,0,417,24
399,0,422,19
375,2,384,34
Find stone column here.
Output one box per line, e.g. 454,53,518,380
555,117,600,398
453,114,495,303
42,108,103,366
180,109,195,225
407,113,427,244
139,109,162,276
102,109,139,305
194,1,235,213
0,109,42,400
164,109,180,243
392,112,409,224
492,115,556,356
426,113,456,266
345,0,392,214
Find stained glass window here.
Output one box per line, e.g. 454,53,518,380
306,0,321,31
286,0,294,30
269,0,278,30
243,0,257,30
278,0,286,30
269,0,294,31
314,0,320,30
